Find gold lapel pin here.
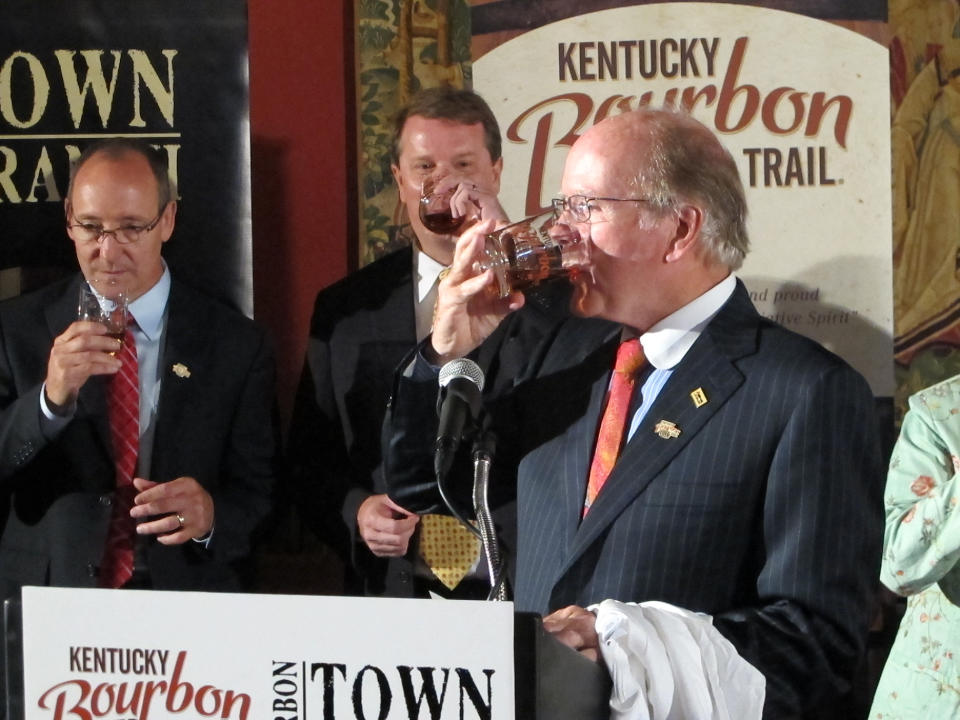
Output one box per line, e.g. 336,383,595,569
172,363,191,379
654,420,681,439
690,387,708,408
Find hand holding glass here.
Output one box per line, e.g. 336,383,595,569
476,211,592,298
78,284,128,355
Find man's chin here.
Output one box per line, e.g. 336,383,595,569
416,231,456,265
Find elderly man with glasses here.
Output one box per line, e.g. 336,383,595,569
0,137,277,602
384,107,884,719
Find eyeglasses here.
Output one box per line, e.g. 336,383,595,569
67,207,165,245
552,195,655,223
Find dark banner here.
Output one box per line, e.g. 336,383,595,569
0,0,251,315
472,0,888,35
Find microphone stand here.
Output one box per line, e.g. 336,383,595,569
472,431,507,601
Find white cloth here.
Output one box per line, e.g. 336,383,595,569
592,599,765,720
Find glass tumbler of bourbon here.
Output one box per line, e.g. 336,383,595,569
477,211,591,298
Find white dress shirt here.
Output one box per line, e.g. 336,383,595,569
627,273,737,441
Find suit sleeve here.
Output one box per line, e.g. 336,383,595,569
384,307,565,515
711,364,884,717
880,384,960,596
383,349,460,514
288,325,370,563
0,308,54,485
204,329,279,563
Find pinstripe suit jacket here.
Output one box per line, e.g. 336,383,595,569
385,281,884,718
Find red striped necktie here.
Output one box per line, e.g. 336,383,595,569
583,338,646,516
98,325,140,588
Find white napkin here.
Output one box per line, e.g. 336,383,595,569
591,599,766,720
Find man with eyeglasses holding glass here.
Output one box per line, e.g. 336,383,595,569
383,107,883,718
0,138,277,602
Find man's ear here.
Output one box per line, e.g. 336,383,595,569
490,156,503,193
664,205,703,262
159,201,178,244
391,164,406,202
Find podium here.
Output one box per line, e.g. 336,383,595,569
5,590,610,720
3,599,19,720
514,611,611,719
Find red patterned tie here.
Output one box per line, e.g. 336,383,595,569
98,326,139,588
583,338,645,516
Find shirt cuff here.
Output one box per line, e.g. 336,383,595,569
39,383,75,439
192,525,213,548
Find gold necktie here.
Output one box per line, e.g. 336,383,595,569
421,265,476,590
420,514,481,590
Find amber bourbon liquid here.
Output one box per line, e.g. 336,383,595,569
497,226,580,293
105,331,124,357
421,210,466,235
503,241,564,292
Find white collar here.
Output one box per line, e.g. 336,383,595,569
128,264,171,340
415,248,448,304
640,273,737,370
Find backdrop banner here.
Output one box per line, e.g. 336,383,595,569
475,3,893,395
0,0,252,315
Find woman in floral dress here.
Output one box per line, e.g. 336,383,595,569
871,375,960,718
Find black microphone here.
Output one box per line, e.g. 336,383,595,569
434,358,485,478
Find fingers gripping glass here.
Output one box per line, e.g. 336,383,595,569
552,195,655,222
67,207,165,245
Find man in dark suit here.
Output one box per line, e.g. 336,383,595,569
289,88,565,599
0,138,277,598
384,107,883,717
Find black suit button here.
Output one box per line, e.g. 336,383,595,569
86,563,97,578
398,571,410,583
98,495,112,506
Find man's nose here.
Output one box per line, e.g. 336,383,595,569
98,233,123,262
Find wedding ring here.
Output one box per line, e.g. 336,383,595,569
176,512,185,528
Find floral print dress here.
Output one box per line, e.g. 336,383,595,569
871,375,960,719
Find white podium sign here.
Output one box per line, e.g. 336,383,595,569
18,586,516,720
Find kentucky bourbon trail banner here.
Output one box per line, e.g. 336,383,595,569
475,3,893,395
0,1,252,315
18,587,516,720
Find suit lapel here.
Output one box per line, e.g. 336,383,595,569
360,249,416,364
525,321,620,557
560,284,760,574
151,281,205,479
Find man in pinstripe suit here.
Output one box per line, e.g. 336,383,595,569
384,106,884,718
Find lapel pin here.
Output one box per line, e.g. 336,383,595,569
654,420,681,439
172,363,191,379
690,387,708,407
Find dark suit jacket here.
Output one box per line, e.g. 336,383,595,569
289,247,418,595
385,281,884,718
289,245,568,597
0,274,278,596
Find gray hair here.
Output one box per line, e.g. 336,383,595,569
630,107,749,269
